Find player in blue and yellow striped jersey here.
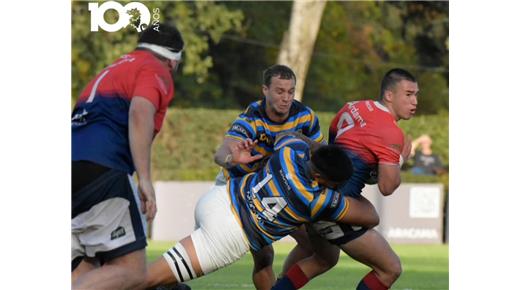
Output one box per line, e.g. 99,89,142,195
144,134,379,290
214,64,323,183
210,65,324,289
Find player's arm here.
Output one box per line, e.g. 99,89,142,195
315,190,379,228
377,164,401,196
129,96,157,221
214,137,263,169
377,135,412,196
337,195,379,228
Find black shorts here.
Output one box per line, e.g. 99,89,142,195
311,221,368,245
71,162,147,271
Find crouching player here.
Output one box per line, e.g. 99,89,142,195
145,133,379,289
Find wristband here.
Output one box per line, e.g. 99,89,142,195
399,154,404,168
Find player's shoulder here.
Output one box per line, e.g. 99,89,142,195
129,50,168,73
289,99,316,116
241,100,264,118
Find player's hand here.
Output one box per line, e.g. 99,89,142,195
401,135,412,162
230,138,264,165
138,179,157,222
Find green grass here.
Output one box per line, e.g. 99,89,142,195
147,241,448,290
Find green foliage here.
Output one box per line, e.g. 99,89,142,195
72,2,448,114
304,2,448,114
151,108,449,190
71,1,244,102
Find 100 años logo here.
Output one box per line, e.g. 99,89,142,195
89,1,160,32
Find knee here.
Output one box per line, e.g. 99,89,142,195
384,258,402,283
313,251,338,270
253,247,275,270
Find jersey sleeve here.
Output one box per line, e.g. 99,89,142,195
132,65,173,110
225,108,257,141
310,189,349,221
306,109,324,143
368,127,404,165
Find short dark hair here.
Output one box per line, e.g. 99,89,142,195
263,64,296,87
311,145,353,183
138,23,184,52
379,68,416,100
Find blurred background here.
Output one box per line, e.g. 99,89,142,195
72,1,448,185
71,5,449,287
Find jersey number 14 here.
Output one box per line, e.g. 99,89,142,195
253,174,288,222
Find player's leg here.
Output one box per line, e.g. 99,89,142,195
72,169,149,290
146,235,203,287
146,184,250,288
272,226,340,290
340,229,401,289
251,245,276,290
279,226,316,275
73,249,147,290
71,257,98,285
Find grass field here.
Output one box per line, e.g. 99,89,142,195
147,241,448,290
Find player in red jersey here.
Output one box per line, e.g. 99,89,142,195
71,23,183,290
273,68,418,290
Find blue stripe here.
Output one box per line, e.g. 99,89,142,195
268,159,308,219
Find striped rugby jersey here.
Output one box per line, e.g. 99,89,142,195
228,134,349,251
225,99,323,178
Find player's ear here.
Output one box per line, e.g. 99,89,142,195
383,89,393,103
262,85,269,96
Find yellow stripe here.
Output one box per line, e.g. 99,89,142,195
253,196,262,211
255,144,269,156
254,115,312,132
283,148,313,201
311,192,327,218
314,132,324,143
251,212,276,239
336,196,350,221
266,181,306,222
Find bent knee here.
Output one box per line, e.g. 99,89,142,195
313,252,338,269
253,247,275,269
383,258,402,283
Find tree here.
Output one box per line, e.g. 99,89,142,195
71,1,244,102
277,0,327,102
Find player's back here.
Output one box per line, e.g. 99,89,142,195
71,50,173,174
228,135,347,251
330,100,404,197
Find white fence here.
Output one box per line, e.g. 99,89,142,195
151,181,446,244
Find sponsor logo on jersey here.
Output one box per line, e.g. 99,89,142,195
231,124,249,137
71,109,89,126
330,191,341,208
259,133,274,146
347,102,367,128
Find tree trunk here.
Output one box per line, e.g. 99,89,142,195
277,0,326,102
